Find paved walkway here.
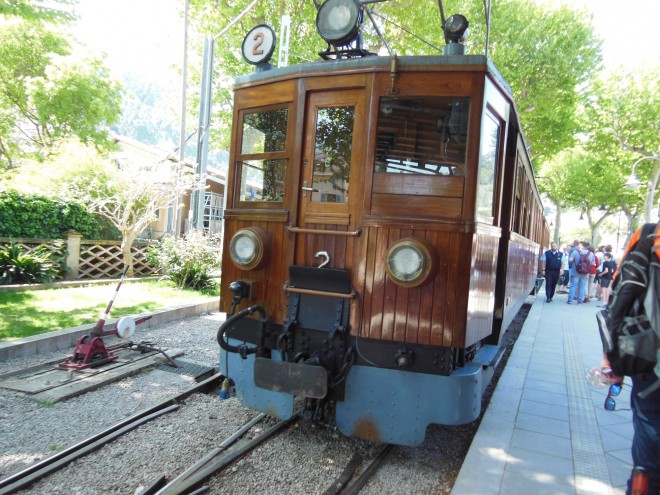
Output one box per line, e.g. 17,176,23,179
452,289,633,495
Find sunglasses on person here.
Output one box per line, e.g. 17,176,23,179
604,383,630,411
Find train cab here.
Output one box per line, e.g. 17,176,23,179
217,13,545,446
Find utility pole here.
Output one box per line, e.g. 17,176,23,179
172,0,189,237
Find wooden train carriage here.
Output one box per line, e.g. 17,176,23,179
221,55,543,351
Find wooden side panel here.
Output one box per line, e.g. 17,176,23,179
358,224,472,348
372,195,462,217
500,234,539,331
373,175,464,197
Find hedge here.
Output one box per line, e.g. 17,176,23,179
0,190,101,239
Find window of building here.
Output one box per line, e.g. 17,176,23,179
203,192,224,235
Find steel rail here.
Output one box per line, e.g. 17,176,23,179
154,413,301,495
342,444,395,495
0,405,179,495
322,453,363,495
0,373,223,495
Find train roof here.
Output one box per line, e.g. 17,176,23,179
235,54,512,96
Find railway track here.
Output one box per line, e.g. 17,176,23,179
0,340,402,495
0,373,224,495
145,416,394,495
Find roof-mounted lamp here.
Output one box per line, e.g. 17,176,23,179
442,14,469,55
316,0,370,59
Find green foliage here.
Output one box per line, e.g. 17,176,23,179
583,67,660,165
147,230,221,291
0,0,74,23
0,190,101,239
0,20,121,169
486,1,601,162
0,244,59,285
541,147,644,214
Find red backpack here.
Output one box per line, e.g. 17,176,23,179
576,251,591,274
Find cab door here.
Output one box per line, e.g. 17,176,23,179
293,89,365,269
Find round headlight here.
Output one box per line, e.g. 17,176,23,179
385,238,438,288
229,227,268,270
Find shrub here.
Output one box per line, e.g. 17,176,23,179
147,230,221,290
0,190,101,239
0,244,60,285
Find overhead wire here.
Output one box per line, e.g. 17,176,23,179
369,10,442,53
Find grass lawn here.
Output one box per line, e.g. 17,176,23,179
0,279,220,341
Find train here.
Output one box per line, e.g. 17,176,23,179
216,3,549,446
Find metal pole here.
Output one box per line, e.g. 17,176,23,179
484,0,492,57
173,0,190,237
192,36,214,231
437,0,447,43
616,209,622,253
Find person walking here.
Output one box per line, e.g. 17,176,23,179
557,245,571,294
586,245,600,302
595,246,605,300
598,252,616,308
567,241,595,304
540,241,563,302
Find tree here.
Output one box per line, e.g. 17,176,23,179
0,20,122,169
0,0,74,23
85,166,198,277
583,67,660,222
483,1,601,162
51,143,199,276
117,74,180,149
539,148,642,246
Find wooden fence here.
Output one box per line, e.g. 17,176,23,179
0,231,158,280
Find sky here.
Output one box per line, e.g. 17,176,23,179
538,0,659,71
72,0,659,84
73,0,184,82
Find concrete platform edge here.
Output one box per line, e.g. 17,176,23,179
451,295,544,495
0,298,220,362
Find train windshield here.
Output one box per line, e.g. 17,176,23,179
311,105,355,203
375,97,469,176
238,108,288,203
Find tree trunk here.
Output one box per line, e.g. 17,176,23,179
554,205,562,244
120,233,137,277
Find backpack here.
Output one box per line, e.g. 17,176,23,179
576,250,591,274
597,222,660,398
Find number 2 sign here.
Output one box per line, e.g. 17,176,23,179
241,25,276,65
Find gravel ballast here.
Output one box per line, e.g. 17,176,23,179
0,306,528,494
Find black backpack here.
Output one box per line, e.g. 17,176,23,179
597,222,660,398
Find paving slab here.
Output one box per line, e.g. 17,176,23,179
452,289,634,495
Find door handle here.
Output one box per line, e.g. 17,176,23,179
301,181,318,197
